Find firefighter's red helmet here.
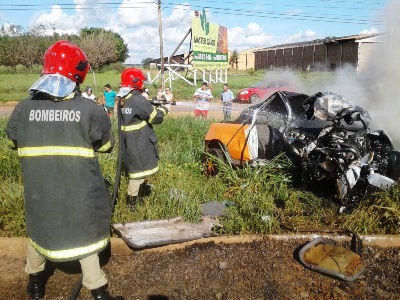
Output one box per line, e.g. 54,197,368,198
42,40,90,84
29,40,90,98
117,68,147,98
121,68,147,89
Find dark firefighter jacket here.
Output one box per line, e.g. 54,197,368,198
120,90,168,179
6,92,115,262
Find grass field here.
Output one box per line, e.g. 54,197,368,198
0,69,399,238
1,114,399,238
0,68,265,102
0,68,334,103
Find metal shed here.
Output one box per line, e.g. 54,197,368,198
254,33,383,73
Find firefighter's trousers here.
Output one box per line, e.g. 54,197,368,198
25,242,108,290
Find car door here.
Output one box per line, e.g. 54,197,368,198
257,81,270,100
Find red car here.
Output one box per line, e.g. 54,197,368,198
237,80,295,103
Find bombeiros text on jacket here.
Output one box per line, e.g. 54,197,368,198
29,109,81,122
121,107,132,115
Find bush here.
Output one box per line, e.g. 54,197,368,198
99,62,126,73
246,68,255,76
0,65,13,74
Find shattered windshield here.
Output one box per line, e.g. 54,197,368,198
303,92,371,127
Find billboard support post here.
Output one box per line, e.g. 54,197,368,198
152,9,228,88
157,0,165,90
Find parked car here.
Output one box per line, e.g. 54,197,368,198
236,80,295,103
202,91,400,212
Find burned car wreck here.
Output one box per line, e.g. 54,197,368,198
203,91,400,212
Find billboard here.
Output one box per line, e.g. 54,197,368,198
191,9,228,69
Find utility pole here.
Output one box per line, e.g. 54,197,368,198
157,0,165,90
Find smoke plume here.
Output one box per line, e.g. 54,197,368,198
263,1,400,147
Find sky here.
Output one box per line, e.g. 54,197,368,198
0,0,389,64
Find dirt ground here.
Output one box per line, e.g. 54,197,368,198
0,236,399,300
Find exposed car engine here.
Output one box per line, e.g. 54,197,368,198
286,92,400,212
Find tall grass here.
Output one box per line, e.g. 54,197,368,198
1,114,399,237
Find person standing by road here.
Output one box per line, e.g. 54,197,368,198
164,87,174,110
82,86,96,102
117,68,168,211
204,80,213,92
193,82,213,119
156,85,165,101
5,40,122,300
221,83,234,121
142,88,150,99
103,83,117,116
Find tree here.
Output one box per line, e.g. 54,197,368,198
0,24,24,72
79,28,129,64
77,30,118,71
0,24,23,37
0,25,129,71
229,49,239,70
141,57,154,69
0,36,22,72
17,31,54,72
113,32,129,63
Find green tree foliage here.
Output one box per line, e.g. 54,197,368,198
80,27,129,64
0,25,128,71
229,49,239,70
78,30,118,70
141,57,154,69
0,36,21,72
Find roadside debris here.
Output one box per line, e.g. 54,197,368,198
113,216,219,249
298,237,365,281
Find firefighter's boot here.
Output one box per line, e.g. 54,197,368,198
27,272,45,300
139,183,155,197
91,285,124,300
126,195,139,211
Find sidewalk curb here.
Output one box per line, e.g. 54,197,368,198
1,234,399,258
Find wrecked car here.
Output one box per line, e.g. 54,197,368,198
202,91,400,212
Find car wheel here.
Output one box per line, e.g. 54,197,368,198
249,94,260,104
202,148,225,177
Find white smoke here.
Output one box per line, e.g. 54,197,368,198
355,0,400,147
261,70,307,94
296,0,400,148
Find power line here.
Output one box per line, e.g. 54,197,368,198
0,1,157,10
0,0,383,26
178,0,384,11
1,1,155,6
163,4,382,26
165,0,383,21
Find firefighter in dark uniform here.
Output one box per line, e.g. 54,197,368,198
117,68,168,210
6,41,123,300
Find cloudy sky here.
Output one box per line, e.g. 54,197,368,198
0,0,388,64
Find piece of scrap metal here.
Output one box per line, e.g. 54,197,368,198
113,216,219,249
298,237,365,281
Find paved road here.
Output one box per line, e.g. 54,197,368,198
0,106,14,118
171,101,252,119
0,101,253,119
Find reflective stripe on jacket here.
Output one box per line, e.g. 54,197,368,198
120,90,168,179
6,94,115,262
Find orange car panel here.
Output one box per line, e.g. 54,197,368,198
204,123,254,161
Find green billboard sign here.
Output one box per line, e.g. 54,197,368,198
191,9,228,69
